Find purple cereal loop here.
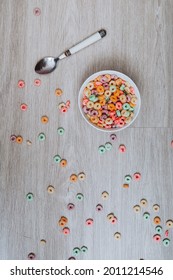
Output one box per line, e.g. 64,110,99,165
91,90,97,95
83,106,90,114
92,110,98,116
103,83,109,90
102,110,108,115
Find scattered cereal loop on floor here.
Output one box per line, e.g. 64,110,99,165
67,203,75,210
85,218,94,226
40,239,46,245
133,205,141,213
78,172,86,181
55,88,63,96
70,174,78,182
133,172,141,181
26,193,34,201
33,7,41,16
63,227,70,235
34,79,41,86
47,185,55,193
118,144,126,153
10,135,16,142
26,140,32,145
18,80,25,88
16,136,23,144
38,133,46,141
140,198,148,207
101,191,109,200
114,232,121,240
153,234,161,242
20,103,28,111
96,204,103,212
41,116,49,124
28,252,36,260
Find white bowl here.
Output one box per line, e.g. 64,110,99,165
78,70,141,132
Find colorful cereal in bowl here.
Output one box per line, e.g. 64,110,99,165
78,70,141,132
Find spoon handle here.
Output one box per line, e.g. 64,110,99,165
58,29,106,60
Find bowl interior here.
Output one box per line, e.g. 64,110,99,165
78,70,141,132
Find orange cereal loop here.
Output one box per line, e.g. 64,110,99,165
153,216,161,225
98,95,105,101
97,110,102,118
58,220,67,227
108,103,115,111
123,184,129,188
96,85,104,93
60,159,67,167
115,78,122,86
70,174,78,182
55,88,63,96
41,115,49,124
105,74,111,82
61,216,68,223
95,75,101,82
110,95,118,102
16,136,23,144
99,99,106,106
90,116,99,124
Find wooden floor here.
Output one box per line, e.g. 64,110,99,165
0,0,173,260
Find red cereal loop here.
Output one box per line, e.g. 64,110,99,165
171,140,173,148
119,144,126,153
111,216,117,224
85,218,94,226
153,234,161,242
133,172,141,181
20,103,28,111
61,107,68,113
33,7,41,16
18,80,25,88
63,227,70,235
165,230,169,237
34,79,41,86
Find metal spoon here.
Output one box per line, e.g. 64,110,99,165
35,29,106,74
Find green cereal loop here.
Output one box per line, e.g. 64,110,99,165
38,133,46,141
73,247,81,256
76,193,84,201
81,246,88,253
163,238,170,247
89,95,97,102
26,193,34,201
105,142,112,151
143,212,150,220
116,110,121,117
124,175,132,184
53,155,61,163
123,103,130,110
155,225,162,234
120,84,125,91
57,127,65,135
98,145,106,154
129,106,134,112
110,85,116,92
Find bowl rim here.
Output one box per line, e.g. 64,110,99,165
78,70,141,132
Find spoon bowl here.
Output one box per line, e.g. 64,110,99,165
35,57,58,74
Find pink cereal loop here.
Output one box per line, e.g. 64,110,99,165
18,80,25,88
34,79,41,86
33,7,41,16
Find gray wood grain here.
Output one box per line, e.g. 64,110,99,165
0,0,173,260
